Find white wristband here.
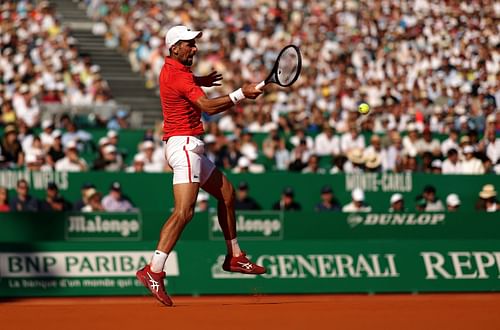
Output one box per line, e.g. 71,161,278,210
229,88,246,104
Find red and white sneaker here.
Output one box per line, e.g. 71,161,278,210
222,252,266,275
136,265,173,306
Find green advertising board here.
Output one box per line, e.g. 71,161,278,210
1,240,500,297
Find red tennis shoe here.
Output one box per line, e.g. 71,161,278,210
222,252,266,275
136,265,173,306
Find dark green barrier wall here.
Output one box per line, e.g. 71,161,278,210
0,171,498,212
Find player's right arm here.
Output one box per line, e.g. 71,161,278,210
194,83,262,115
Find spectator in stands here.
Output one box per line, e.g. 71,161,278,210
315,185,341,212
482,129,500,165
126,153,146,173
55,140,88,172
314,125,340,157
344,148,365,173
441,130,460,156
446,194,461,212
40,119,55,150
431,159,443,174
272,187,302,211
234,182,261,211
12,85,40,128
0,187,10,212
1,124,23,168
194,192,210,212
476,184,499,212
301,155,326,174
73,183,95,211
342,188,372,213
138,140,163,172
389,193,406,212
274,138,291,171
47,130,65,164
461,146,485,174
40,182,72,211
1,101,16,126
364,153,382,173
93,144,123,171
341,125,365,154
81,188,105,212
61,120,92,151
107,110,130,130
402,124,420,157
442,149,462,174
417,127,441,157
418,185,445,212
289,139,312,172
102,182,136,212
9,179,39,212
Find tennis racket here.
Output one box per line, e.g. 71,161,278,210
256,45,302,91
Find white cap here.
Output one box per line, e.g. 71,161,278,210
352,188,365,202
165,25,202,49
141,140,155,150
238,156,251,168
431,159,442,168
463,145,474,154
197,192,209,202
390,193,403,204
134,153,146,163
52,129,62,138
98,137,110,146
19,84,29,94
107,130,118,138
65,140,78,150
103,144,116,154
204,134,216,144
446,193,461,207
41,119,53,129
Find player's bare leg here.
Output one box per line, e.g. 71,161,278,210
202,168,266,274
136,182,199,306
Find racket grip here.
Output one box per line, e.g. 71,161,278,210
256,81,266,91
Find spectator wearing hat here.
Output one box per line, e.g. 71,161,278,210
40,119,55,150
417,185,445,212
417,127,441,157
461,145,485,174
40,182,72,211
272,187,302,211
315,185,341,212
73,183,96,211
194,191,210,212
126,153,146,173
389,193,406,212
344,148,365,173
442,149,463,174
476,184,499,212
234,181,261,211
93,144,123,171
81,188,105,212
1,124,23,167
0,187,10,212
364,153,382,173
102,182,136,212
138,140,164,172
446,194,461,212
363,135,388,171
9,179,39,212
431,159,442,174
55,140,88,172
342,188,372,213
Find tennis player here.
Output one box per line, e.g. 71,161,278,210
136,25,266,306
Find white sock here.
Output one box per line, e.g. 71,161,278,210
226,238,242,257
150,250,168,273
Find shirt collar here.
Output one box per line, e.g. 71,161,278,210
165,57,191,72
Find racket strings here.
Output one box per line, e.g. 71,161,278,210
276,48,300,86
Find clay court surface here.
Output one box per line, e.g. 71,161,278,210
1,294,499,330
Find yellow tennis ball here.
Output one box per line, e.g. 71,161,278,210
358,103,370,114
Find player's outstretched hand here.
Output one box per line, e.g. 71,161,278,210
196,71,223,87
242,83,263,99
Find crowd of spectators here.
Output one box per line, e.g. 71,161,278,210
0,179,136,212
0,1,118,133
80,0,499,174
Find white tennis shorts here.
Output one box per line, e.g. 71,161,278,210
164,136,216,185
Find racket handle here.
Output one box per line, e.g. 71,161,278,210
256,81,266,91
